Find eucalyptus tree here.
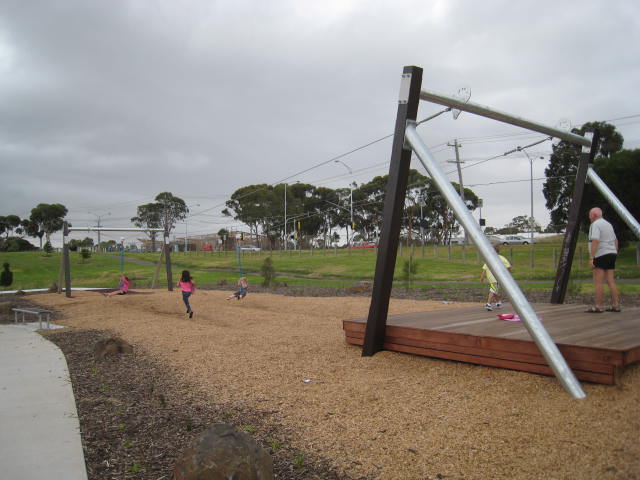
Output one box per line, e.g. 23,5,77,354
543,121,623,232
356,169,479,245
132,192,187,250
0,215,21,240
355,175,388,241
223,184,274,243
29,203,68,249
414,179,479,245
131,202,162,250
588,148,640,245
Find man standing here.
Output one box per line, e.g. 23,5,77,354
586,207,620,313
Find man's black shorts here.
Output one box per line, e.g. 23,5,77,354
594,253,617,270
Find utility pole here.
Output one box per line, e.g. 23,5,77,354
284,183,287,251
447,139,466,243
89,212,110,251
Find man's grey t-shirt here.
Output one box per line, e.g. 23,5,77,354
589,217,617,258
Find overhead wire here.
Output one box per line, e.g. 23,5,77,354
80,108,639,238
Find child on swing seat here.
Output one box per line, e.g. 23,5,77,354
226,277,248,300
105,275,130,296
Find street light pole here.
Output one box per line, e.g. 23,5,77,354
334,160,354,248
518,148,544,243
284,183,287,251
184,203,200,252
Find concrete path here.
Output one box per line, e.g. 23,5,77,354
0,323,88,480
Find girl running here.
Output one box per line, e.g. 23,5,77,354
177,270,196,318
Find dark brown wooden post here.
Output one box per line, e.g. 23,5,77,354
164,233,173,291
362,66,422,356
551,129,600,303
63,222,72,297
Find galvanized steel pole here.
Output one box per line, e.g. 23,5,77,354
405,121,586,399
419,89,591,147
587,168,640,238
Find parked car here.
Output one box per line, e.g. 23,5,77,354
500,235,537,245
240,245,261,251
352,241,377,249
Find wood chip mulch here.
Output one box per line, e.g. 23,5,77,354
44,328,345,480
4,289,640,480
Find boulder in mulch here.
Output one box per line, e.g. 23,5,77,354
93,337,133,360
173,423,274,480
346,281,372,294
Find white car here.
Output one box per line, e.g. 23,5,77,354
500,235,537,245
240,245,261,251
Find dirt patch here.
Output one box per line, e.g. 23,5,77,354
29,290,640,479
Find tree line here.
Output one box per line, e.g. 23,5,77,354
2,122,638,252
0,203,68,252
221,169,479,248
221,121,638,248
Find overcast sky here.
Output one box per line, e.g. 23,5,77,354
2,0,639,247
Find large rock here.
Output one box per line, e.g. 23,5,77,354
93,337,133,361
174,424,273,480
346,281,372,294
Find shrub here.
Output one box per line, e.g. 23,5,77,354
80,248,91,263
402,257,418,290
261,256,276,287
0,262,13,288
43,241,53,256
0,237,37,252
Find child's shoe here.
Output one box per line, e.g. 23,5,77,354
496,302,503,308
484,303,493,311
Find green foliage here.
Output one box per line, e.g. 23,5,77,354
0,215,21,239
241,424,257,434
43,241,53,256
543,122,623,231
260,256,276,287
402,256,418,289
132,192,187,249
80,248,91,263
29,203,68,247
293,453,305,468
69,237,94,252
590,149,640,245
270,439,281,450
0,262,13,287
496,215,541,234
0,236,37,252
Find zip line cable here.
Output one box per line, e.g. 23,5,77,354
81,110,639,238
190,110,452,219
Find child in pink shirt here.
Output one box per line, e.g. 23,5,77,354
105,275,130,296
177,270,195,318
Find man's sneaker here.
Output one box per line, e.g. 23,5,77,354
189,311,193,318
496,302,503,308
484,303,493,311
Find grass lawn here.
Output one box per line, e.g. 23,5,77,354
1,241,638,293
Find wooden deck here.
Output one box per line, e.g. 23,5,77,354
343,303,640,385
